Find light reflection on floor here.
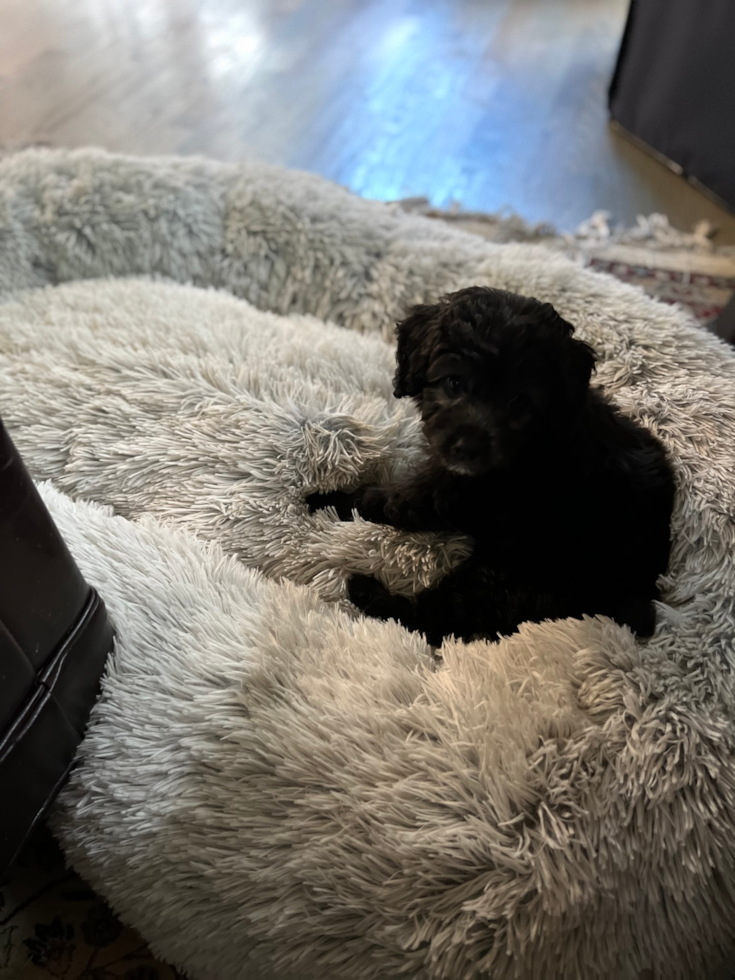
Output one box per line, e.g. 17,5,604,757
2,0,734,237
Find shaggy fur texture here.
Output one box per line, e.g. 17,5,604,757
0,149,735,980
310,287,675,645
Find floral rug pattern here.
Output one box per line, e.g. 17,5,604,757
588,260,734,326
1,831,183,978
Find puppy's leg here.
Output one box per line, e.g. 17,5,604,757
305,487,387,522
348,561,504,646
306,489,361,521
606,595,657,637
348,574,421,629
348,573,453,647
308,479,447,532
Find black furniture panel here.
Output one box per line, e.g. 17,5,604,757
609,0,735,211
0,420,114,875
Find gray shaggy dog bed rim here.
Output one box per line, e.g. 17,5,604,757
0,148,734,980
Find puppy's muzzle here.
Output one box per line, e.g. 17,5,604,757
440,426,496,475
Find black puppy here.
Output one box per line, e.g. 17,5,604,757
308,286,675,646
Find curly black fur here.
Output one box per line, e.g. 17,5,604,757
308,286,675,647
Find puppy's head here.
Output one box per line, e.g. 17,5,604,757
394,286,596,475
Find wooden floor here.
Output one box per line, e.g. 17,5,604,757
1,0,734,241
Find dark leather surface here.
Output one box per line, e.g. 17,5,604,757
0,619,36,724
0,420,115,875
0,423,89,670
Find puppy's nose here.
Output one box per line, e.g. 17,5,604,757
452,432,488,462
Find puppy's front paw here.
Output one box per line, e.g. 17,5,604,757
347,574,418,631
348,573,389,612
306,490,358,521
612,597,657,638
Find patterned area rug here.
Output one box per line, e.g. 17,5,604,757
397,202,735,329
587,257,733,325
1,204,733,980
1,828,183,979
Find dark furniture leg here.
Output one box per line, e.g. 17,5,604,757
0,419,114,876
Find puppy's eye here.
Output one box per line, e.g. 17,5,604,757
442,376,463,396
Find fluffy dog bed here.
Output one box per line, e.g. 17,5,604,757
1,148,735,980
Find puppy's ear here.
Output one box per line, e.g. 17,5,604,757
536,302,574,338
564,335,597,410
569,335,597,375
535,302,597,409
394,304,440,399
